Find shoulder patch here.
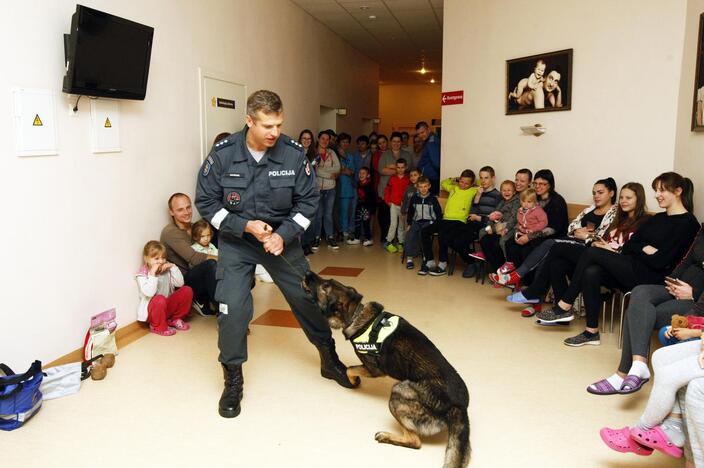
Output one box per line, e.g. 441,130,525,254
213,138,236,151
283,137,304,151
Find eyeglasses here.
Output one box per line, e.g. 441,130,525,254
533,182,549,187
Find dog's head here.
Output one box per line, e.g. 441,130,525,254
303,271,363,329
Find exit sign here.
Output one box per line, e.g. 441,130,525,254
441,90,464,105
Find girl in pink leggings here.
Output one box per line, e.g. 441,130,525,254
136,241,193,336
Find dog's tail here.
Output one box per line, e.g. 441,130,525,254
443,405,470,468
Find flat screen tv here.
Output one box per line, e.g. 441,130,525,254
62,5,154,100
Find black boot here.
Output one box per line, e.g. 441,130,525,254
317,341,359,389
219,363,244,418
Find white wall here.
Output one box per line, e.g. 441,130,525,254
442,0,688,205
675,0,704,221
0,0,378,367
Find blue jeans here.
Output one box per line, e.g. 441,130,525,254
339,196,357,234
315,189,336,239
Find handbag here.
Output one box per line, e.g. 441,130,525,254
0,360,43,431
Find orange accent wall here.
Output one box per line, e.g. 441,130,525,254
378,83,442,136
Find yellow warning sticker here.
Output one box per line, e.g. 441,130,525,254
211,97,216,107
33,114,43,126
104,117,112,128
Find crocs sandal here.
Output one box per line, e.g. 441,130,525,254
168,319,190,331
619,375,650,395
599,427,653,456
587,379,620,396
629,426,683,458
521,305,541,318
150,325,176,336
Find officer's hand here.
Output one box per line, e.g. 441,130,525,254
246,220,274,243
263,233,285,256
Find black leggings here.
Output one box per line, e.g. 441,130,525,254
524,242,587,302
561,248,641,329
420,220,465,263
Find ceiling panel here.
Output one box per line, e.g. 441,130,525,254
291,0,443,84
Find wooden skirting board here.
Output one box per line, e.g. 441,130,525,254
45,321,150,368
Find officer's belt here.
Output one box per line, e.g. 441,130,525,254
350,310,399,355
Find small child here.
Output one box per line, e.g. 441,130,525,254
136,241,193,336
516,188,548,237
400,168,422,226
509,59,546,100
404,177,442,269
354,167,376,246
485,180,518,238
383,158,411,252
191,219,218,255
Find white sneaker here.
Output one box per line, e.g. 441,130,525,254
427,260,437,269
362,239,374,246
346,238,361,245
255,265,274,283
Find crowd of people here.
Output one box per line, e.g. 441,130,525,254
131,90,704,464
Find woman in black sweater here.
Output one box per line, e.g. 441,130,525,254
503,169,568,270
534,172,699,347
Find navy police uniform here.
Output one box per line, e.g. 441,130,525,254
195,126,332,366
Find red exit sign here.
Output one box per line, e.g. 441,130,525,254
441,90,464,105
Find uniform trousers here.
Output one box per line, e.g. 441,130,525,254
147,287,193,332
215,234,333,366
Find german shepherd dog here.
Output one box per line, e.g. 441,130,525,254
303,271,470,468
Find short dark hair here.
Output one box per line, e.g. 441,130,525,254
415,121,429,130
377,134,388,142
460,169,476,182
359,166,370,173
356,135,369,144
417,176,431,185
401,131,409,138
396,158,407,166
246,90,283,117
390,131,402,141
338,132,351,143
325,129,337,137
191,219,213,242
409,168,422,175
534,169,556,194
317,130,329,139
479,166,495,177
516,168,533,181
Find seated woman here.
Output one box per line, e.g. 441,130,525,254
492,177,617,288
502,169,568,273
599,339,704,460
525,173,698,346
588,221,704,395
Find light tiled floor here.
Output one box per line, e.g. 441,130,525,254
4,245,683,467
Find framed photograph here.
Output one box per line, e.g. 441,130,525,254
692,14,704,131
506,48,572,115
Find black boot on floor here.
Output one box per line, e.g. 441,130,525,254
219,363,244,418
317,341,359,389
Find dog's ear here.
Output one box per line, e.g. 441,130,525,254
368,301,384,314
349,289,363,305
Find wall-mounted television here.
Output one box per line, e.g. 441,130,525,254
62,5,154,100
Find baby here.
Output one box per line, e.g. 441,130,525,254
509,59,546,100
516,188,547,237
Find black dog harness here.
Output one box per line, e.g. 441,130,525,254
350,311,399,355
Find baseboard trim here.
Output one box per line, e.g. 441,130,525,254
45,321,150,368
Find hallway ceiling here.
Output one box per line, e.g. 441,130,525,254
291,0,443,85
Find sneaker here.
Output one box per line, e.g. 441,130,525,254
192,301,208,317
417,264,429,276
346,237,360,245
397,243,404,252
468,252,486,261
327,237,339,250
535,307,575,324
343,232,350,241
429,266,447,276
498,262,516,274
564,331,601,347
462,264,477,278
362,239,374,247
384,242,398,253
427,260,437,269
311,237,321,252
406,259,415,269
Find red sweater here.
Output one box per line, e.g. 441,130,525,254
384,174,411,206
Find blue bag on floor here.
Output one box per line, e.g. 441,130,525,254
0,360,43,431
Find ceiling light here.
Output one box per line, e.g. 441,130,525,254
430,78,435,84
419,67,427,74
359,5,370,10
368,14,376,19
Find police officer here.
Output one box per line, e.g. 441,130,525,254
195,90,357,419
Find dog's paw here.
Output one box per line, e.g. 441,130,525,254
375,431,391,444
350,376,361,387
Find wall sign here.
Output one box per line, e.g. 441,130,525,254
12,88,58,157
441,90,464,106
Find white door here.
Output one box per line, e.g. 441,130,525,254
199,70,247,160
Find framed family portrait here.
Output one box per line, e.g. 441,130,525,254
506,48,573,115
692,13,704,131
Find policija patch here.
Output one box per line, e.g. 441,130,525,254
227,191,241,206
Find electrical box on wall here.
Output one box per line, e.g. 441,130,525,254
12,88,58,157
90,99,121,153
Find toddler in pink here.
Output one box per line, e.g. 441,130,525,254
136,240,193,336
516,188,548,236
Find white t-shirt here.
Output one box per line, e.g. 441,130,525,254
247,145,266,163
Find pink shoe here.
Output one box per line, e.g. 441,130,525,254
497,262,515,274
599,427,653,456
168,319,190,331
629,426,683,458
150,325,176,336
468,252,486,261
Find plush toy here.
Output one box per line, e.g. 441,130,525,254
671,315,689,329
687,316,704,330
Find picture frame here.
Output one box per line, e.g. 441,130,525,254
506,48,573,115
692,13,704,131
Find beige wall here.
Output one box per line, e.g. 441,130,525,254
378,83,442,136
675,0,704,221
442,0,688,206
0,0,378,366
